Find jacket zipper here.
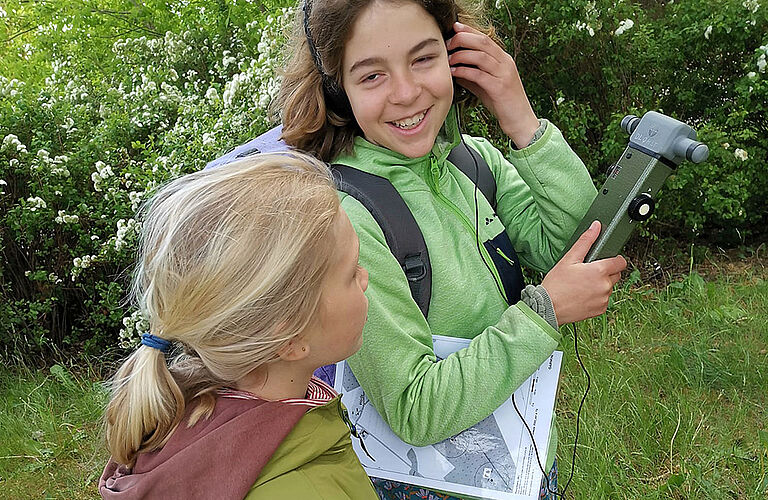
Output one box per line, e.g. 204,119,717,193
428,155,508,303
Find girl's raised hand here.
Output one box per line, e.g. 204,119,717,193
541,221,628,325
446,22,539,148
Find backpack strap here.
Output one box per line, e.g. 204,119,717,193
332,165,432,319
447,140,497,210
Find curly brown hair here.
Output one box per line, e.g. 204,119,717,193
274,0,494,162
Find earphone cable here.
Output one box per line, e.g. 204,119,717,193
560,321,589,497
460,110,593,499
462,117,560,497
459,116,507,304
511,393,560,498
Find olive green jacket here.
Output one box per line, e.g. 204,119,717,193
245,397,378,499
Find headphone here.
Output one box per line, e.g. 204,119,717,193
302,0,353,117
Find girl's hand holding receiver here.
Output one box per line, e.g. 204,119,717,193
541,221,627,325
446,22,539,148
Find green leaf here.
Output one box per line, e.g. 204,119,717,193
659,473,686,493
49,364,75,389
759,430,768,450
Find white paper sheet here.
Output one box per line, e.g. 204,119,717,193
333,335,562,500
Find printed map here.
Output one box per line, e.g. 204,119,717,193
334,336,562,500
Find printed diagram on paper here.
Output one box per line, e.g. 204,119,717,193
334,335,562,500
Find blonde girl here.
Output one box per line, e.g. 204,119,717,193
277,0,627,498
99,152,377,499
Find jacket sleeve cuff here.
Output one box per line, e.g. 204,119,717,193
509,119,548,150
520,284,559,331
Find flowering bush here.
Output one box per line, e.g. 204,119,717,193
1,0,293,357
1,0,766,358
487,0,767,243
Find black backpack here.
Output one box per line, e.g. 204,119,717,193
206,126,524,317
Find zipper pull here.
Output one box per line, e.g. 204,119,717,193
495,247,516,267
340,406,375,461
429,155,441,189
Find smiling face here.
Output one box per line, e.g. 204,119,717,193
341,0,454,158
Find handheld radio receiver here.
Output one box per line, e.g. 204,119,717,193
565,111,709,263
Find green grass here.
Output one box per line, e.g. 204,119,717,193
0,362,108,499
556,262,768,498
0,260,765,499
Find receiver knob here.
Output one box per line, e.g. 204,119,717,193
628,193,655,221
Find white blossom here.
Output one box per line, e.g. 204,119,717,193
71,254,97,280
575,21,587,32
704,25,713,40
743,0,760,13
129,191,143,210
26,196,47,211
222,50,237,69
205,87,219,102
734,148,748,161
119,309,150,348
114,218,138,250
758,53,766,73
2,134,27,154
556,96,565,105
614,19,635,36
55,210,79,224
91,161,114,192
51,166,70,177
73,255,94,268
747,71,757,78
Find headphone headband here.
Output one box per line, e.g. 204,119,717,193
302,0,353,117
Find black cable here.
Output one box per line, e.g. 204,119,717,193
460,112,592,498
510,321,591,500
560,321,590,497
464,124,562,497
460,119,507,304
511,393,560,498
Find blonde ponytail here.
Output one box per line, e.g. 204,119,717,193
104,346,185,466
103,152,340,466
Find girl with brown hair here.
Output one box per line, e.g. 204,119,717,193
277,1,627,498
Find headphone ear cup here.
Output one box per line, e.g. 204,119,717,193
322,77,353,118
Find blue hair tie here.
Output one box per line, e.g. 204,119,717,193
141,333,172,354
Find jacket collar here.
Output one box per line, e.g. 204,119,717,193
98,397,309,500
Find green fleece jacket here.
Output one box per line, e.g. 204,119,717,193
245,397,378,499
335,107,596,471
